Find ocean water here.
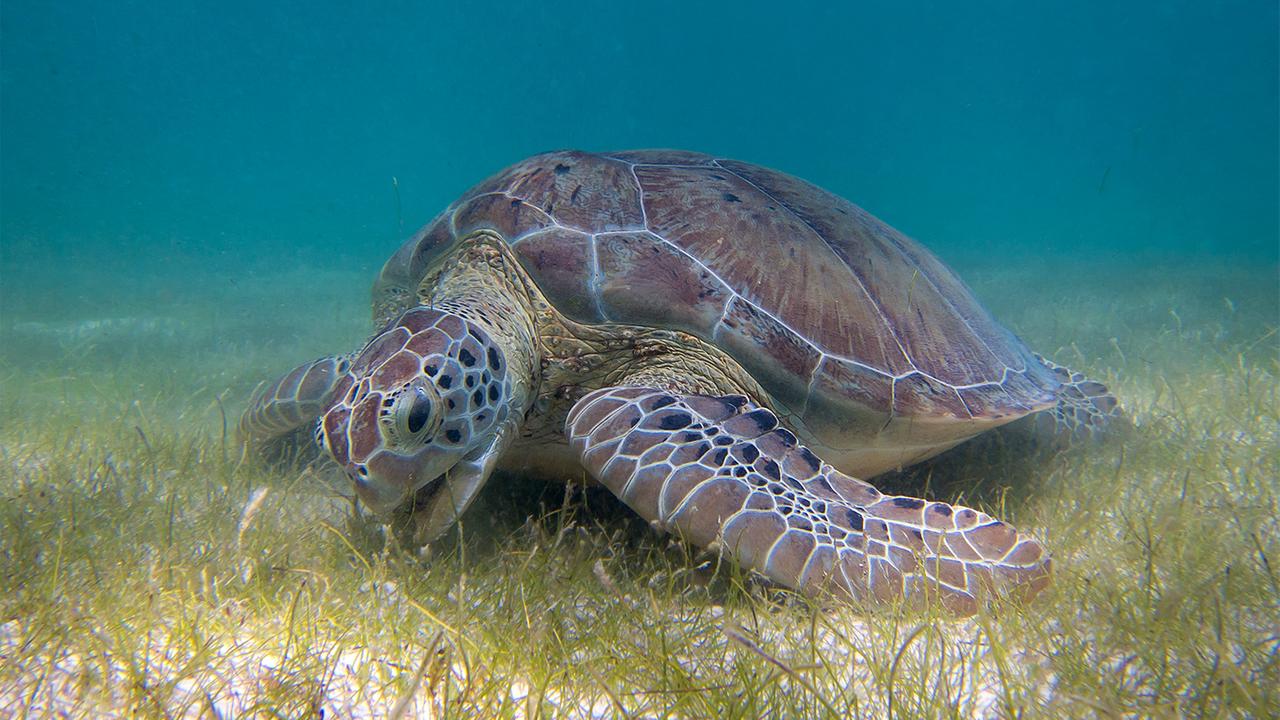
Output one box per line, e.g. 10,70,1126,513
4,1,1276,275
1,1,1277,715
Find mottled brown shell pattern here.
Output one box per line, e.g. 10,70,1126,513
375,150,1060,424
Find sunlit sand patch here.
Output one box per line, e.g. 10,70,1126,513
3,606,1062,718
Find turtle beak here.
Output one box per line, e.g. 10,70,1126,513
354,447,462,516
407,422,514,544
407,461,491,544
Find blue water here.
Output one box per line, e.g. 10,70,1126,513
3,0,1275,291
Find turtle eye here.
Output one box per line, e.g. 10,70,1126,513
405,388,432,434
386,382,442,447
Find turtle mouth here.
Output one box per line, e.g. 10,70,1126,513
402,471,448,513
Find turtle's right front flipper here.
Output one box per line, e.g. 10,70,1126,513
567,387,1051,615
240,356,350,461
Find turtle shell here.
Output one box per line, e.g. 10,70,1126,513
375,150,1059,451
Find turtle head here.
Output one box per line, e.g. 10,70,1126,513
317,307,511,516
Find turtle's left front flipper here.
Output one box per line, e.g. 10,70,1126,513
240,356,350,461
567,387,1051,615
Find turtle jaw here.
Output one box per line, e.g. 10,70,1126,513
350,447,462,516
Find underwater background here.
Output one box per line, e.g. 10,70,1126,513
3,1,1276,286
2,1,1277,717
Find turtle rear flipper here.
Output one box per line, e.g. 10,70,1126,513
1034,354,1122,437
240,355,350,464
566,386,1051,615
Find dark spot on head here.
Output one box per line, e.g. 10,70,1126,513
711,448,728,465
651,396,677,410
845,509,864,531
445,428,462,444
734,466,748,477
488,385,500,402
714,435,734,446
487,346,502,371
695,442,711,458
741,444,760,462
773,428,797,447
472,389,484,408
762,459,781,480
481,370,491,384
657,412,693,430
932,504,953,517
799,448,822,474
465,375,475,388
722,192,741,203
438,374,453,389
510,198,522,209
554,163,571,175
893,497,925,509
424,363,439,377
679,431,701,442
911,529,923,540
458,348,477,367
742,409,778,432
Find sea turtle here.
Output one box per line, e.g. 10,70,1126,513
240,150,1118,614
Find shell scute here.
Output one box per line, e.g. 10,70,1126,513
512,227,600,322
452,192,554,242
477,150,644,233
714,297,821,411
635,162,915,375
596,231,731,333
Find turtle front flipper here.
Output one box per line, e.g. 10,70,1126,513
567,387,1051,615
1035,354,1122,437
240,355,350,461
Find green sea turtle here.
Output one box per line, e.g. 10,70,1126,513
240,149,1118,614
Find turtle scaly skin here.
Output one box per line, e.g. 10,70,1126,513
240,150,1120,614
